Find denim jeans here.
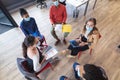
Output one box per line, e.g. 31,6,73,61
73,62,80,79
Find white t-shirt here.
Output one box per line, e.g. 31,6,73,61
31,52,41,72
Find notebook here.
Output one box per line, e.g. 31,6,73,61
43,46,58,60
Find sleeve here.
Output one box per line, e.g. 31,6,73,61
62,6,67,23
20,23,29,36
32,55,41,72
90,33,99,49
33,18,42,38
49,6,55,24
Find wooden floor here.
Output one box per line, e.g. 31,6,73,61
0,0,120,80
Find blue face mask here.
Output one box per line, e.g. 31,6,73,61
24,17,31,21
53,1,59,6
86,25,93,31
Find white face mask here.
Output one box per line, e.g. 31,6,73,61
53,1,59,6
24,17,30,21
86,25,93,31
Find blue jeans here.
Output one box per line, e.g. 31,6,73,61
73,62,80,79
68,36,89,56
69,40,79,47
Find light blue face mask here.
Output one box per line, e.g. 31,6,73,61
53,1,59,6
24,17,31,21
86,25,93,31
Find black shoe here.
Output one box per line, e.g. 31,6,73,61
55,40,60,46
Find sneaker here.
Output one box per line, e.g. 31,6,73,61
55,40,60,46
63,39,67,44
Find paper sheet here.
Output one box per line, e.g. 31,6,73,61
44,46,58,60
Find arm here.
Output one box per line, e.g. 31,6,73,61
33,18,42,38
62,6,67,23
32,55,41,72
75,34,83,42
33,18,40,33
90,33,99,49
49,6,55,25
37,49,46,65
40,57,46,65
20,24,29,36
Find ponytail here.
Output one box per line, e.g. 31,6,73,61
22,42,27,58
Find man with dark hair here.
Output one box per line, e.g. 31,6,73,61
49,0,69,45
73,62,108,80
19,8,43,40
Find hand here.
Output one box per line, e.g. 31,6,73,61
75,38,81,43
40,57,46,64
43,54,47,59
52,24,56,28
62,22,66,25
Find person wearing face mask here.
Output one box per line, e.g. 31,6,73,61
49,0,69,45
73,62,108,80
19,8,43,41
22,36,50,73
62,18,100,58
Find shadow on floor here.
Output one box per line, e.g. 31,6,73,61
0,24,14,34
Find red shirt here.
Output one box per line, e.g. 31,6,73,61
49,4,67,24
